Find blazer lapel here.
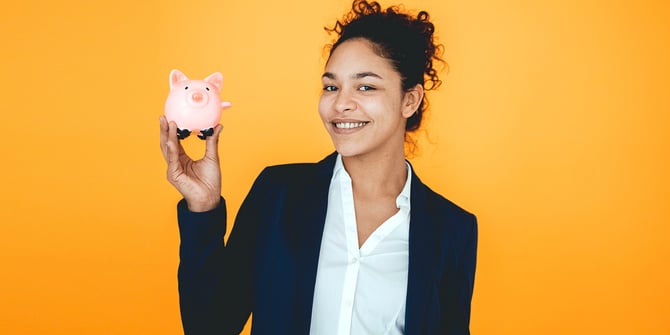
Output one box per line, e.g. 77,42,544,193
294,152,337,334
405,171,439,334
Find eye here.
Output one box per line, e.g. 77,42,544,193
358,85,375,91
323,85,337,92
184,86,189,90
206,87,210,91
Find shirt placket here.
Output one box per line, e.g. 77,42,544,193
336,175,361,335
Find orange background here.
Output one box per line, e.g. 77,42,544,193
1,0,668,334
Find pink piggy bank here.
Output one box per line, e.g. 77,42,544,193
164,69,232,140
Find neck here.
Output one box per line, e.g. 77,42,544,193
341,150,408,198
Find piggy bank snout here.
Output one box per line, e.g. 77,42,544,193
191,91,206,103
186,89,211,107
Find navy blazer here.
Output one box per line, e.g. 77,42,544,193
177,152,477,335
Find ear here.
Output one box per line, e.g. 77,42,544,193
169,69,188,90
204,72,224,92
401,84,424,118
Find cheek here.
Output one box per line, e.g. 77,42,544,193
318,96,330,121
360,96,395,118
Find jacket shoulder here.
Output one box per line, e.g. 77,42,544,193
258,162,322,186
263,161,321,176
254,153,337,188
429,187,474,219
416,180,477,230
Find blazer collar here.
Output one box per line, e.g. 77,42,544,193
295,152,338,334
405,166,440,334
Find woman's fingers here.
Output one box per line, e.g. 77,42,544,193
162,118,221,199
166,120,185,183
159,116,169,162
204,124,223,162
166,141,182,181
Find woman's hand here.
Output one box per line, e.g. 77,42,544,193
159,116,223,212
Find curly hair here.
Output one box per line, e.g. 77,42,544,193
325,0,446,133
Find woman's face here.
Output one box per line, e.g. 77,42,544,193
319,38,421,159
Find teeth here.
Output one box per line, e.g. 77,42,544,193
334,122,367,129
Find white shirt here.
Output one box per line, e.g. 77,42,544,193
310,154,412,335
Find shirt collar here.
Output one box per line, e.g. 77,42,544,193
332,153,347,180
397,162,412,210
333,154,412,210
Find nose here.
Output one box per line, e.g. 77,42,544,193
191,92,204,102
334,90,356,113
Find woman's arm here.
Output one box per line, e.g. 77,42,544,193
177,198,237,334
160,116,258,334
176,168,271,334
177,189,264,334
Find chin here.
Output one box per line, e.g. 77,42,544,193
334,148,356,158
332,143,364,158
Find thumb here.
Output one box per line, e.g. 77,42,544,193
204,124,223,161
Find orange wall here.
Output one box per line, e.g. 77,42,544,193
1,0,668,334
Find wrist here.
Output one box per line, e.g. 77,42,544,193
185,197,221,212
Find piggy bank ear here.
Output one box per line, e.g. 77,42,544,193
169,69,189,90
204,72,223,92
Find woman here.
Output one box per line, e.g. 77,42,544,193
159,1,477,334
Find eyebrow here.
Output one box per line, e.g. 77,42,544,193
322,71,384,80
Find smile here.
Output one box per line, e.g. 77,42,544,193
333,122,369,129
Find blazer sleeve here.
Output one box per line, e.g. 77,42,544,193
177,169,270,335
440,213,478,335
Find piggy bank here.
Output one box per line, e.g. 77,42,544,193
164,69,232,140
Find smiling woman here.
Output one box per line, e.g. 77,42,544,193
159,0,476,334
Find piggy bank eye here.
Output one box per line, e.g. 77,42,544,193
184,86,189,90
206,87,210,91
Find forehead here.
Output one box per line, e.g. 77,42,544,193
324,38,398,78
